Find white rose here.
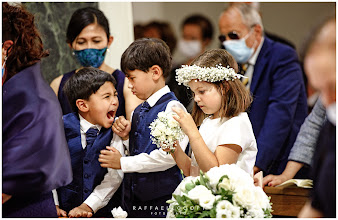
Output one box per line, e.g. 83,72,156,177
187,185,212,202
151,128,162,137
245,207,264,218
165,128,173,136
199,193,216,210
216,200,240,218
252,187,271,210
168,116,179,128
156,123,167,133
233,187,256,209
111,206,128,218
218,176,234,191
157,111,166,119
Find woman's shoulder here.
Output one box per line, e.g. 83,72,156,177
50,75,63,96
50,70,77,96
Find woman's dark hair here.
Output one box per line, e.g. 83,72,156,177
121,38,172,79
2,2,49,83
181,14,214,41
66,7,110,44
63,67,117,112
190,49,252,126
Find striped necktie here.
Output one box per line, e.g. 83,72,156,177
239,63,249,86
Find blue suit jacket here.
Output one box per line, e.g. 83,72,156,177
248,37,307,175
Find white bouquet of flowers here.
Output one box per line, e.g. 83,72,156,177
167,164,273,218
149,111,185,152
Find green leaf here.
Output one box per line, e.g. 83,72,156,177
185,182,195,192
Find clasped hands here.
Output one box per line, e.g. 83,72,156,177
99,116,131,170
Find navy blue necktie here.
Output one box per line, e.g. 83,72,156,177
139,101,150,119
86,128,98,149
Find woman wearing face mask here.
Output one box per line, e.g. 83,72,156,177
168,14,214,112
3,2,72,217
50,7,141,119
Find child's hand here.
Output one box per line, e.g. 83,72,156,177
56,205,68,217
172,107,199,139
68,203,93,218
99,146,122,169
112,116,131,140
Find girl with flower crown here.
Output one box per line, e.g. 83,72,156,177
169,48,257,177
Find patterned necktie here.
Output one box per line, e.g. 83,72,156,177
239,63,249,86
86,128,99,149
139,101,150,120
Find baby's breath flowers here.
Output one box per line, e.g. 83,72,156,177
175,64,245,87
149,111,185,152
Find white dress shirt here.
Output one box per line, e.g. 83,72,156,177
119,85,189,173
53,114,124,213
245,36,264,90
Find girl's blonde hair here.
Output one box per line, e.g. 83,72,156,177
190,49,253,126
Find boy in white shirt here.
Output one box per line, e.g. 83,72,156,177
99,38,189,217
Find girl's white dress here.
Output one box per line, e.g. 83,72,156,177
190,112,257,176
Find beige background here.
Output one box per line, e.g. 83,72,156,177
131,2,336,63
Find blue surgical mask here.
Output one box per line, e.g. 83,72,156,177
73,47,107,68
222,31,254,63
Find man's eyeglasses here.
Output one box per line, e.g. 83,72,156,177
218,31,240,43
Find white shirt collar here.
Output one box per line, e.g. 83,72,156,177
79,113,102,133
146,85,170,107
248,36,264,66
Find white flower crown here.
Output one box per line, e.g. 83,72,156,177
175,64,245,87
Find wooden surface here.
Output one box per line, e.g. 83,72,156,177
264,185,311,217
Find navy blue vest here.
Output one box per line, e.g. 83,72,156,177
58,69,126,117
57,113,118,216
124,92,182,202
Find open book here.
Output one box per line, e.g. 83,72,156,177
276,179,313,188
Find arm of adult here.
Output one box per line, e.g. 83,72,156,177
288,98,326,166
123,77,143,120
262,161,304,186
49,75,63,96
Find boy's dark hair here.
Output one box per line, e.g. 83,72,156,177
63,67,116,112
120,38,172,79
66,7,110,44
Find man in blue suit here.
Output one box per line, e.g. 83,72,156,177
218,3,307,176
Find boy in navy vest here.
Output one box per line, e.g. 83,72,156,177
53,67,124,217
99,38,189,218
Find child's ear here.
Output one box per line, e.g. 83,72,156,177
150,65,163,80
76,99,89,112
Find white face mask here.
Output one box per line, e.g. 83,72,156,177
326,102,336,126
178,39,202,59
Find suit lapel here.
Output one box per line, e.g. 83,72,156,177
250,38,272,94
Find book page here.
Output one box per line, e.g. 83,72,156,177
277,179,313,188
